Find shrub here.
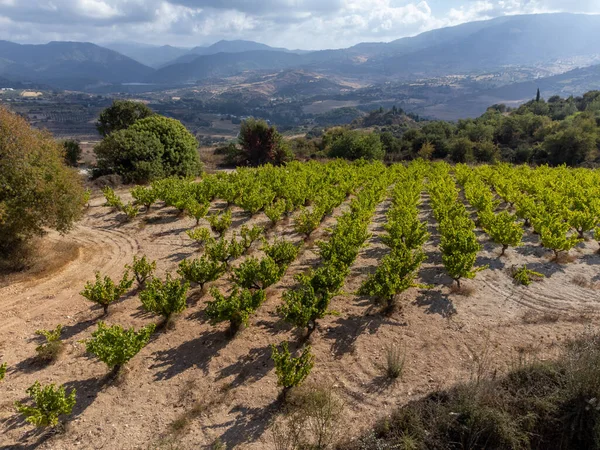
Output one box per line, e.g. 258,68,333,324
265,199,287,226
96,99,154,137
126,255,157,288
263,239,300,267
294,207,324,237
271,342,314,400
131,185,158,212
385,344,405,379
0,108,86,265
178,256,226,289
35,325,64,363
238,118,293,166
231,256,283,290
208,210,232,236
186,227,214,248
15,381,76,428
185,200,210,225
80,271,134,315
122,202,140,221
206,287,266,335
326,129,385,160
102,186,124,211
511,265,544,286
62,139,82,167
240,224,264,250
85,322,155,374
139,274,190,323
0,362,6,381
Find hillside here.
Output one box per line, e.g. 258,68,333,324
0,41,153,89
103,42,190,68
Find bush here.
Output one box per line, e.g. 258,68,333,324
231,256,283,290
271,342,314,400
95,115,202,183
0,108,86,266
139,274,190,323
0,362,6,381
126,255,157,288
208,210,232,236
35,325,64,364
238,118,293,166
178,256,226,289
15,381,76,428
85,322,155,374
62,139,82,167
206,287,266,335
96,99,154,137
80,271,134,315
326,129,385,160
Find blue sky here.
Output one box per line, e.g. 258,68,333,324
0,0,598,49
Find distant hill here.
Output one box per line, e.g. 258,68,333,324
0,41,153,89
103,42,190,68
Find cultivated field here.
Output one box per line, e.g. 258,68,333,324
1,161,599,449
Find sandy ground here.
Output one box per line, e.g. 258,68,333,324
1,186,599,450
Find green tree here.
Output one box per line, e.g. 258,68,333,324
238,118,292,166
450,137,475,163
62,139,82,167
85,322,155,375
15,381,76,428
0,108,86,266
326,129,385,160
544,127,596,167
96,99,154,137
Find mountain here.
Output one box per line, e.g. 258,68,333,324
103,42,190,68
165,39,303,66
0,41,153,89
151,50,301,84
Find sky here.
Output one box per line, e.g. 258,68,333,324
0,0,598,50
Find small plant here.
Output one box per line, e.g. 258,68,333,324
185,200,210,225
265,199,287,226
384,344,406,379
131,185,158,212
15,381,76,428
206,237,244,266
186,227,214,249
231,256,283,290
263,239,300,267
102,186,124,211
122,202,140,221
206,287,266,335
178,256,226,290
83,188,91,208
35,325,64,363
512,265,544,286
85,322,155,375
80,271,134,315
294,207,324,237
240,224,264,250
126,255,157,288
0,362,6,381
140,274,190,325
208,209,232,236
271,342,314,400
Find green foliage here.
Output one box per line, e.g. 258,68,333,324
231,256,283,290
185,200,210,225
208,209,232,236
440,227,483,286
15,381,76,428
131,185,158,211
263,239,300,267
326,129,385,160
512,265,544,286
238,118,293,166
240,224,263,249
0,107,86,261
62,139,82,167
35,325,64,363
359,248,426,310
102,186,124,211
177,256,225,289
139,274,190,321
85,322,155,372
96,99,154,137
483,211,523,255
271,342,314,398
538,217,583,258
206,287,266,335
265,199,287,225
80,271,134,315
126,255,157,287
205,237,241,265
0,362,6,381
294,207,324,237
122,202,140,221
186,227,213,248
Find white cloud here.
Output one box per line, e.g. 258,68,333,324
0,0,597,49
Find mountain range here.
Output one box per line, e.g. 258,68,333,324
1,13,600,104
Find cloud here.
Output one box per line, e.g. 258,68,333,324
0,0,597,49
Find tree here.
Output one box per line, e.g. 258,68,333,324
450,137,475,163
536,88,541,103
62,139,82,167
326,129,385,160
85,322,155,375
15,381,76,428
0,108,86,265
139,274,190,324
96,99,154,137
80,271,134,315
238,118,292,166
271,342,314,400
544,127,596,167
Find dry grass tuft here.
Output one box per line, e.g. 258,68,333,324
449,283,474,297
521,310,560,325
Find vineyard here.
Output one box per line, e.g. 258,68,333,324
2,160,600,449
